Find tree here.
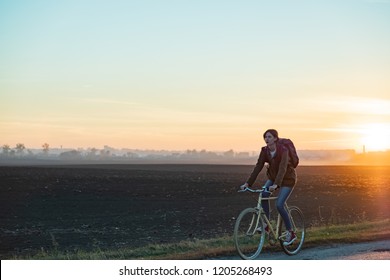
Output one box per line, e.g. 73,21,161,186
42,143,50,155
90,148,98,155
125,151,139,158
223,149,235,158
86,148,98,159
2,144,11,157
15,143,26,156
100,149,110,158
59,150,81,160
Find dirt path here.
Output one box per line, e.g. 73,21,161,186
215,240,390,260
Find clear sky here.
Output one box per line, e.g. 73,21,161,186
1,0,389,152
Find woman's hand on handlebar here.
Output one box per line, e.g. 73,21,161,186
269,184,278,192
239,182,249,190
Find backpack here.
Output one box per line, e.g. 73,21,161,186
278,138,299,168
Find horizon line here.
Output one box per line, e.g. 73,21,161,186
2,144,390,154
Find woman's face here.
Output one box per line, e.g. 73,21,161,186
264,132,277,146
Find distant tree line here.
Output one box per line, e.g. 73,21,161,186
1,143,389,165
0,143,254,163
1,143,50,158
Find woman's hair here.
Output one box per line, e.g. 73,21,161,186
263,129,279,140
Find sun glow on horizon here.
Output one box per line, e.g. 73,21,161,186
360,123,390,152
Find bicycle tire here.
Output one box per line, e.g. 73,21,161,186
278,206,305,255
233,208,265,260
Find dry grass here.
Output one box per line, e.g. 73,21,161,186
11,219,390,260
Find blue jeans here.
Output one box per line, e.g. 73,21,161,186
262,180,293,230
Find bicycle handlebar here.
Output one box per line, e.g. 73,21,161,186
238,186,273,194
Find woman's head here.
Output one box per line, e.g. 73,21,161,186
263,129,279,146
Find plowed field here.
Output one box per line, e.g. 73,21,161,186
0,164,389,258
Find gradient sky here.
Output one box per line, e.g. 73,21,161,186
1,0,390,152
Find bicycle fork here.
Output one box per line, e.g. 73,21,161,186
245,210,261,236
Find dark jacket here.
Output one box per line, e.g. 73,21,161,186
246,143,297,188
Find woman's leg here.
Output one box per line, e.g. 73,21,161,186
276,186,293,230
261,180,274,219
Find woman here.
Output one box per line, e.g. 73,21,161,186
240,129,297,245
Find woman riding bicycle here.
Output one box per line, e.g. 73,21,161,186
240,129,297,245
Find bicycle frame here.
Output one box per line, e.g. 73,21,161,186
245,187,289,241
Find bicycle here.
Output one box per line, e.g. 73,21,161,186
233,186,305,260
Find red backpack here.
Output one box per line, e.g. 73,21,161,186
278,138,299,168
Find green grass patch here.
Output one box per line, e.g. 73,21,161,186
10,219,390,260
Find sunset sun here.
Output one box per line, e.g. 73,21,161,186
360,123,390,152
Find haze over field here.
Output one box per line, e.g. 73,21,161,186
1,0,389,153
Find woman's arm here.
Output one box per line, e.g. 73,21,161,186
246,148,266,186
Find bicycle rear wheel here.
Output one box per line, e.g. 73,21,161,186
233,208,265,260
278,206,305,255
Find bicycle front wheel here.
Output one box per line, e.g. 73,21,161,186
233,208,265,260
278,206,305,255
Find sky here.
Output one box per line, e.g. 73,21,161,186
1,0,390,153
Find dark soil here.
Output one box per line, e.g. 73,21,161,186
0,164,389,258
